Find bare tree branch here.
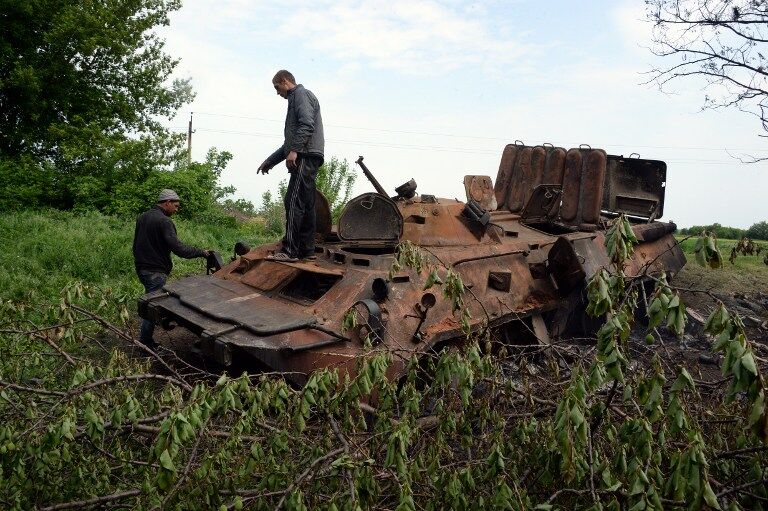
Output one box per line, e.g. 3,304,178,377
39,489,142,511
646,0,768,151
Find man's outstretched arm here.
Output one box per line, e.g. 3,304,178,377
161,221,206,259
258,147,286,174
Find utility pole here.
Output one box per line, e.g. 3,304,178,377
187,112,193,166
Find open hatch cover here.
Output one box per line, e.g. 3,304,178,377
602,155,666,220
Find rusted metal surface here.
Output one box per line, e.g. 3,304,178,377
502,146,609,229
463,175,496,211
602,155,667,220
520,185,562,223
338,193,402,242
355,156,388,197
561,149,583,222
138,142,686,386
542,146,566,186
526,146,546,209
314,190,332,239
506,145,531,212
494,143,520,208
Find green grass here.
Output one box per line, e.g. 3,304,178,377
0,209,278,303
675,236,768,294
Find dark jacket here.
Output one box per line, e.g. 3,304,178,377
263,84,324,169
133,206,204,274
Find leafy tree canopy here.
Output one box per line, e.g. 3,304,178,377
746,220,768,240
317,157,358,220
0,0,206,213
677,222,768,241
0,0,189,158
109,148,235,220
677,223,746,240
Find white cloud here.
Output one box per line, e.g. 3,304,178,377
152,1,768,229
611,3,654,57
271,0,533,74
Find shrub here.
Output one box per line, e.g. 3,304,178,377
746,220,768,241
254,157,358,237
109,148,234,220
677,223,746,239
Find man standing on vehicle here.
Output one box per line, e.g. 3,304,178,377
257,70,325,262
133,189,210,349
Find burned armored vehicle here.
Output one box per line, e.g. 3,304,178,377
139,143,685,385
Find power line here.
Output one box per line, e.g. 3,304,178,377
188,127,501,155
161,124,768,164
190,110,768,153
193,111,507,142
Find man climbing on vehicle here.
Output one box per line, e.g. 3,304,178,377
257,70,325,262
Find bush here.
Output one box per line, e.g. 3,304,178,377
317,157,357,220
677,223,745,239
109,148,235,221
746,220,768,241
0,210,277,303
254,157,358,237
0,156,58,211
257,188,287,236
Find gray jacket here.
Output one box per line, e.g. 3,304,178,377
263,84,324,169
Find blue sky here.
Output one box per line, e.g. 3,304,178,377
160,0,768,228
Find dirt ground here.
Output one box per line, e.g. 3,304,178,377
675,260,768,344
630,257,768,386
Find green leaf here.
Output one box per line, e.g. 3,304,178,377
702,482,721,509
423,269,443,290
668,295,679,308
740,352,758,376
159,449,176,472
747,390,765,427
570,405,585,427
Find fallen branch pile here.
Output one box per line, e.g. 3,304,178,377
0,225,766,511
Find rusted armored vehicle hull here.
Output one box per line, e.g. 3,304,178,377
139,143,685,386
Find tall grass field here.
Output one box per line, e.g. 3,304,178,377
0,210,277,304
675,235,768,295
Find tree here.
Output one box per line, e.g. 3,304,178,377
109,148,234,221
316,157,357,220
0,0,192,208
677,222,746,239
746,220,768,240
257,158,358,235
646,0,768,146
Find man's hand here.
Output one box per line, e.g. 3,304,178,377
257,161,271,174
286,150,298,170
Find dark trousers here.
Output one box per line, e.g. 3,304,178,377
137,270,167,344
283,154,323,258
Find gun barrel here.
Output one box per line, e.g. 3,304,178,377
355,156,388,197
